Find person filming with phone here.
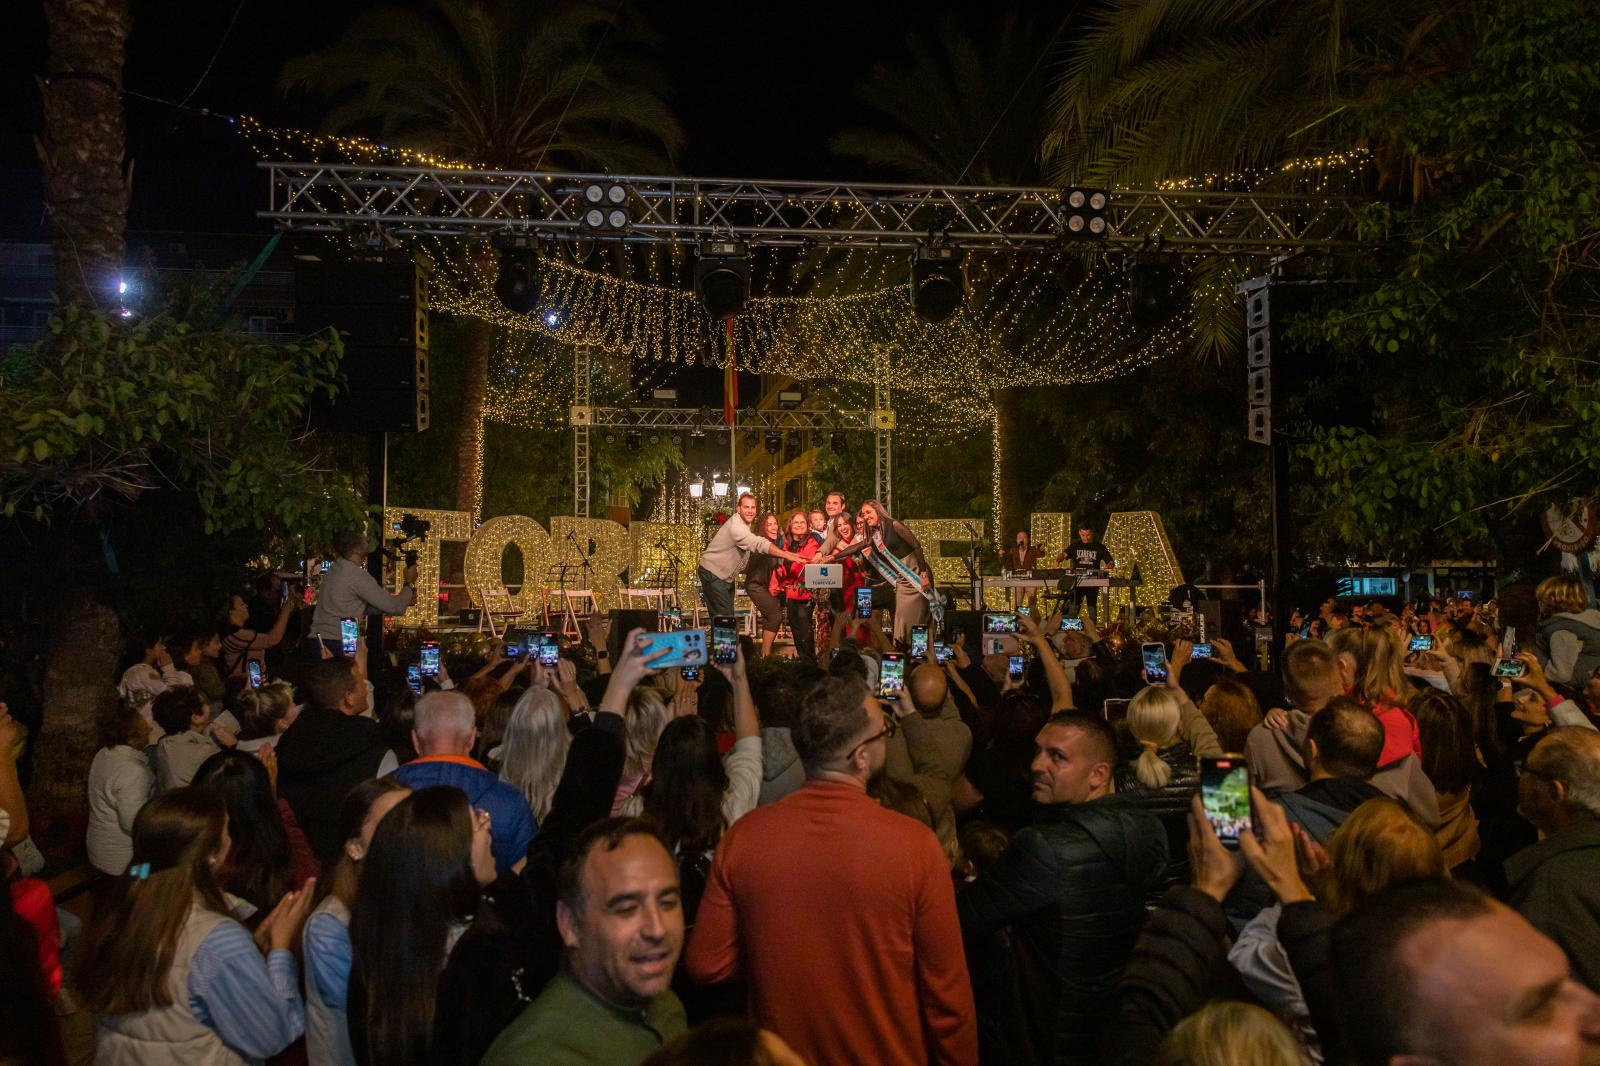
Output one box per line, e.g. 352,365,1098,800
307,526,418,658
697,493,806,620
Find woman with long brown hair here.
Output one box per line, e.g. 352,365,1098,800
78,787,316,1063
824,499,934,643
347,785,522,1066
771,511,821,659
303,777,410,1066
745,512,786,656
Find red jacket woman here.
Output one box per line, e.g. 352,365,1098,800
772,513,820,659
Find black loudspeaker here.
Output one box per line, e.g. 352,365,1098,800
942,610,984,649
296,254,431,433
605,609,662,662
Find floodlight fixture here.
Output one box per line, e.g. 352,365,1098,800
492,232,540,314
694,240,750,321
910,245,965,324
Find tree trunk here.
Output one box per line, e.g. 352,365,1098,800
454,317,491,519
996,387,1028,540
36,0,131,308
35,588,122,817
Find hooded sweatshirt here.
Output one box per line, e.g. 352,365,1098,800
1536,608,1600,686
1244,709,1440,828
274,707,393,861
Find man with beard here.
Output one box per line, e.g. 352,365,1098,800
685,675,978,1066
956,711,1168,1066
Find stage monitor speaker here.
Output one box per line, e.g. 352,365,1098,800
942,610,984,649
296,254,430,434
605,609,663,663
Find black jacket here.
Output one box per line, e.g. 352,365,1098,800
274,707,392,862
1115,742,1202,896
1507,817,1600,992
1106,887,1248,1066
957,792,1169,1066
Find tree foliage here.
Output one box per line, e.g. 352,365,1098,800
1295,0,1600,562
1,305,365,547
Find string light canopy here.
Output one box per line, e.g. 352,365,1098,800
240,117,1372,439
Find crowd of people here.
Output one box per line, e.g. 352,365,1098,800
5,507,1600,1065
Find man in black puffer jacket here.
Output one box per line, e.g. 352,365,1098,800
957,711,1169,1066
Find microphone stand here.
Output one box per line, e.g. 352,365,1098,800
962,521,982,611
654,538,684,625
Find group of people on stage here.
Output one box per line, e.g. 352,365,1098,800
696,490,936,658
698,495,1128,658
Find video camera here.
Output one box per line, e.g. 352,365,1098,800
382,512,431,567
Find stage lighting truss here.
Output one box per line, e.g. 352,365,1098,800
262,163,1368,255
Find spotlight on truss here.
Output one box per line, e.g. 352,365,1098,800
694,240,750,321
910,245,965,324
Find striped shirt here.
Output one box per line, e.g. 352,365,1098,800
187,920,305,1060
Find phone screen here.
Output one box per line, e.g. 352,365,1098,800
681,665,701,681
1191,642,1214,660
1141,642,1169,684
504,641,522,659
1201,757,1252,849
1007,655,1025,682
910,625,929,658
1492,657,1528,679
1060,616,1084,631
1017,605,1031,617
984,612,1019,635
406,664,422,695
934,641,951,663
538,636,560,667
713,616,738,664
1408,634,1435,652
246,660,264,688
879,653,905,700
419,642,440,676
854,587,874,620
339,617,359,657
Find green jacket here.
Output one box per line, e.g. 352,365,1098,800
479,968,686,1066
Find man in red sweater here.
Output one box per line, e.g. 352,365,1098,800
684,675,979,1066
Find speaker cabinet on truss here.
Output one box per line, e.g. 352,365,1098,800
296,254,431,433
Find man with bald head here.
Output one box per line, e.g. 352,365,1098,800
1510,727,1600,990
883,662,972,844
390,689,535,875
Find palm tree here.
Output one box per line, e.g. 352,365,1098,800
1042,0,1473,190
280,0,685,517
826,11,1121,537
37,0,131,308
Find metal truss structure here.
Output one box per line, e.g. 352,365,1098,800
570,346,893,517
261,162,1367,255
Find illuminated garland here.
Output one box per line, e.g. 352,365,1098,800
237,117,1360,446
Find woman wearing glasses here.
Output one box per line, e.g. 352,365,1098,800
347,786,529,1066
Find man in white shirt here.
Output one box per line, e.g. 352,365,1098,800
697,493,804,618
308,528,418,654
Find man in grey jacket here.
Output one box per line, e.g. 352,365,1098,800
696,493,804,618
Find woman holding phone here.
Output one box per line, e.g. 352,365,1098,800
815,510,865,651
772,512,821,660
745,513,785,658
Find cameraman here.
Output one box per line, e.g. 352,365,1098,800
307,527,418,656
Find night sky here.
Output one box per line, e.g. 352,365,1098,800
1,0,980,240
